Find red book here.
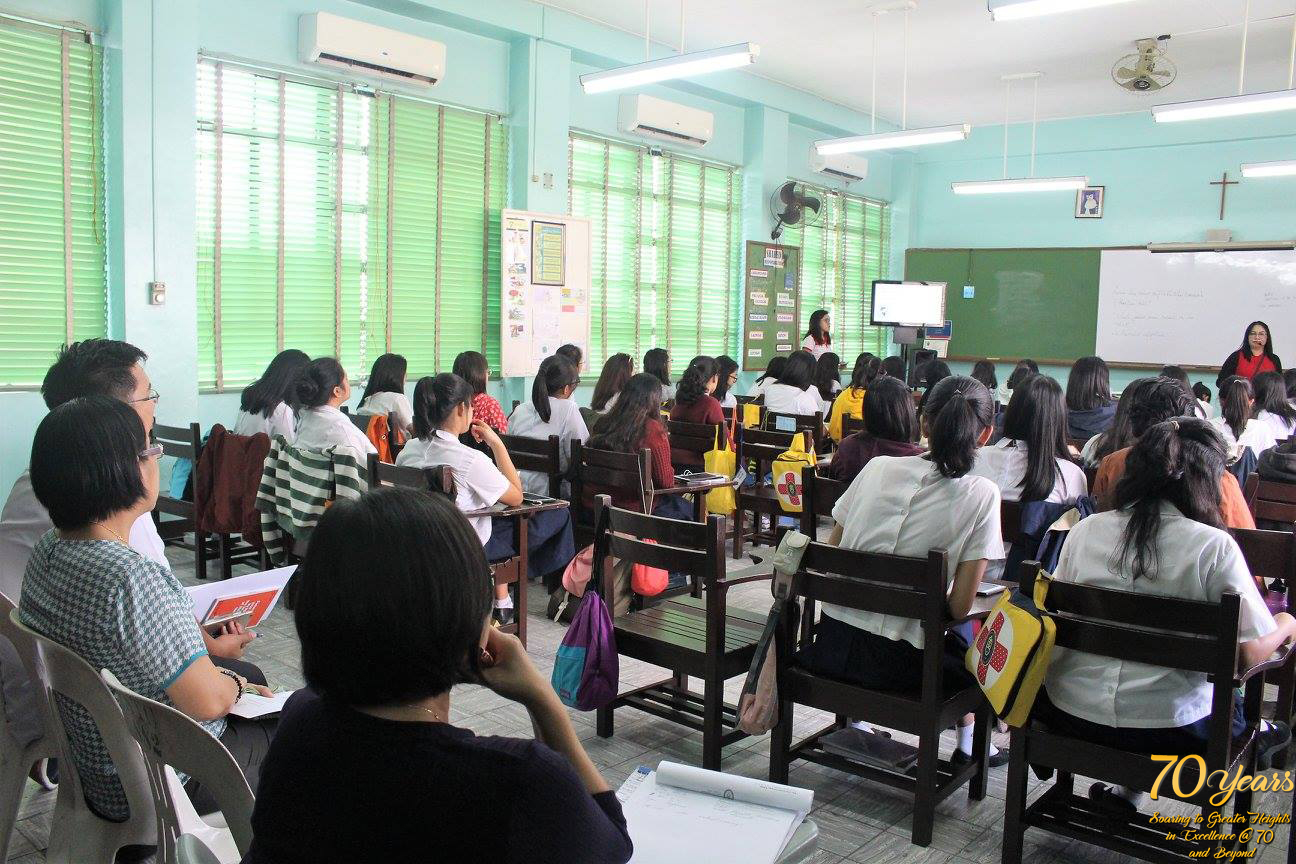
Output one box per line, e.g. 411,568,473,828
202,589,280,629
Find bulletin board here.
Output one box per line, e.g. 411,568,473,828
500,209,591,378
741,241,802,371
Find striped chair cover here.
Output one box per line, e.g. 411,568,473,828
255,436,368,564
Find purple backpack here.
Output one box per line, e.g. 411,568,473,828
551,508,618,710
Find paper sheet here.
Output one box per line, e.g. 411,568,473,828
185,565,295,627
228,689,295,719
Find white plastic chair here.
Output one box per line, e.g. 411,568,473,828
9,610,156,863
0,594,59,860
102,669,252,864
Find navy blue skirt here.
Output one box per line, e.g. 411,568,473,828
484,508,576,589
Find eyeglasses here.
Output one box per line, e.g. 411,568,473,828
128,388,160,404
139,444,164,460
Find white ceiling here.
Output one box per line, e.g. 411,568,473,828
540,0,1296,128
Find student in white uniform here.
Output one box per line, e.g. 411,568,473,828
590,353,633,414
747,356,786,401
1253,371,1296,442
355,353,413,438
813,352,842,416
1161,365,1209,420
797,376,1007,766
507,355,588,496
762,351,822,416
556,343,584,374
712,355,739,410
1039,418,1294,815
1211,376,1278,459
233,349,308,439
801,309,832,360
292,358,377,456
398,374,575,622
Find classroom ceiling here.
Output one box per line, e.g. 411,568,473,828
540,0,1296,129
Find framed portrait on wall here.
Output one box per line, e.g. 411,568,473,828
1075,186,1104,219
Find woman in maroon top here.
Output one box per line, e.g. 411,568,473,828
669,356,735,462
827,375,925,484
1217,320,1283,387
588,374,693,521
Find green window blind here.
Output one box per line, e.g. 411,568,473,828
196,59,506,389
568,132,741,375
0,21,105,388
781,184,891,361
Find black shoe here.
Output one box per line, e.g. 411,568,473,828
951,746,1010,769
1255,721,1292,770
1088,783,1138,818
492,606,515,627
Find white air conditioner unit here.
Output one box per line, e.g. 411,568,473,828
808,145,869,183
617,94,714,148
299,12,445,87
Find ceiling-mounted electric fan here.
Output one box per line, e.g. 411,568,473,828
769,181,822,240
1113,36,1176,93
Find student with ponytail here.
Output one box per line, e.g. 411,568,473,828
1210,375,1278,458
669,356,734,458
1040,418,1293,815
799,376,1009,768
292,357,376,455
508,354,588,495
398,375,576,622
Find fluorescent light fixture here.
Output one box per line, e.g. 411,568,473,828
1152,89,1296,123
1241,160,1296,178
580,43,759,94
951,176,1088,195
988,0,1137,20
1147,240,1295,253
815,124,970,155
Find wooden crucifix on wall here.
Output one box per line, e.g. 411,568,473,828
1209,171,1239,221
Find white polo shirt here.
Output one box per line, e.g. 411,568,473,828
1255,410,1296,444
826,455,1002,650
801,336,830,359
970,439,1088,505
293,406,377,456
763,383,822,417
357,391,414,437
1045,504,1276,729
233,402,295,439
1210,416,1278,459
507,398,589,496
396,430,509,543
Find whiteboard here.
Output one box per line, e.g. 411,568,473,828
499,209,591,378
1096,249,1296,367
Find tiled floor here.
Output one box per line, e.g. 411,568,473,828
8,544,1293,863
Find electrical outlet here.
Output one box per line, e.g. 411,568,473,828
148,281,167,306
543,172,553,189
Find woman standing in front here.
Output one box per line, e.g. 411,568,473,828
801,309,832,359
1217,321,1283,387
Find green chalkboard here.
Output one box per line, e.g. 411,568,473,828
904,248,1101,363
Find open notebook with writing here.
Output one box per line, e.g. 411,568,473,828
619,761,812,864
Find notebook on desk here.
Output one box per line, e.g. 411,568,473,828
673,471,726,485
618,761,812,864
521,493,558,506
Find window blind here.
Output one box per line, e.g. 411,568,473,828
781,184,891,361
197,59,507,389
0,21,105,388
568,132,741,375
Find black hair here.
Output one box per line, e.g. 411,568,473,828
590,373,664,454
240,349,310,418
1002,375,1072,501
1065,356,1113,412
295,357,347,409
922,376,994,478
804,309,831,346
412,374,474,439
755,355,787,385
1239,320,1277,360
591,353,633,411
1283,368,1296,400
532,354,579,423
1218,375,1254,440
676,356,717,406
814,352,841,402
970,360,998,392
1111,418,1227,580
848,353,880,393
295,487,492,705
862,376,917,444
451,351,489,396
1094,378,1151,462
1254,370,1296,425
643,348,671,387
1006,359,1039,392
907,350,938,388
1128,377,1194,439
713,355,739,403
1158,365,1193,403
40,339,148,409
556,344,583,370
880,355,906,381
358,353,408,407
777,351,816,391
30,396,149,530
916,361,953,414
1192,382,1211,404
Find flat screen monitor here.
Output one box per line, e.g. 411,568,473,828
870,280,946,328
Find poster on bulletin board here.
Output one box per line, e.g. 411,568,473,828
499,210,591,378
741,241,801,371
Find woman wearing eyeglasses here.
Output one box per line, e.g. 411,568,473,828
19,396,279,823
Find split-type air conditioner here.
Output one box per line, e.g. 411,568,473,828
808,145,869,183
617,94,714,148
299,12,445,87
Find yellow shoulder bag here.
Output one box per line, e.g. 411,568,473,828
964,570,1055,727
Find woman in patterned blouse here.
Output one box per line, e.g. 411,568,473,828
453,350,508,434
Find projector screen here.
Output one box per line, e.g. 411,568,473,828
870,280,947,327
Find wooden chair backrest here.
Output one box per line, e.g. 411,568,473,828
570,442,652,518
1244,474,1296,524
154,422,202,461
766,410,824,446
841,415,867,439
800,470,847,536
365,453,455,497
666,420,722,470
346,412,370,434
593,494,724,607
501,433,563,497
1230,526,1296,588
1000,499,1028,548
734,394,758,406
738,428,809,485
792,542,947,628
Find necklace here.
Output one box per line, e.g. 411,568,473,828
97,524,130,546
402,703,443,722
